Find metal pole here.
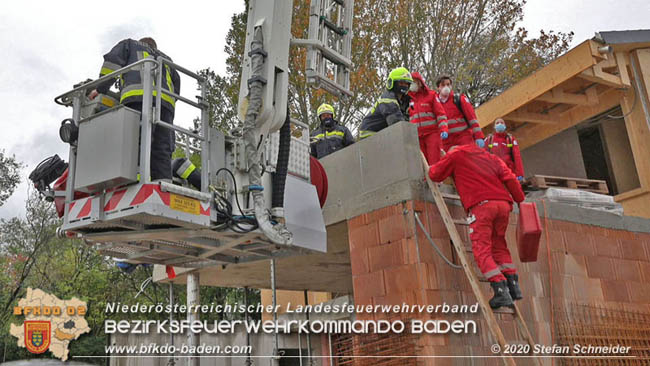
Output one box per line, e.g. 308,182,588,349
304,290,313,366
155,57,163,130
200,80,209,193
63,95,82,223
298,326,303,366
271,259,280,366
328,332,333,366
140,61,154,184
187,273,200,366
244,287,252,366
168,283,176,366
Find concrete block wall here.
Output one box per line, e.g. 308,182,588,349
346,198,650,365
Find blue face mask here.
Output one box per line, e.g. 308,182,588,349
495,124,506,133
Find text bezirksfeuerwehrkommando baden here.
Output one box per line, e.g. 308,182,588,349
104,319,478,335
105,302,478,315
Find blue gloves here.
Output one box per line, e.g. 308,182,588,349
440,131,449,140
475,138,485,148
517,176,524,182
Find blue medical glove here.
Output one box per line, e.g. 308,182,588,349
475,138,485,148
440,131,449,140
517,176,524,182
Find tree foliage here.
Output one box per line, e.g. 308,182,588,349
204,0,572,133
0,190,260,362
0,150,22,207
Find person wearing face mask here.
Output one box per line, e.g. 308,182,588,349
310,103,355,159
407,72,449,164
358,67,413,140
435,75,485,151
485,118,525,182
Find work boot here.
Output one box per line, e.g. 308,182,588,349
505,273,523,301
489,281,514,309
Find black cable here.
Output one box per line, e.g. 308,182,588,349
215,168,245,215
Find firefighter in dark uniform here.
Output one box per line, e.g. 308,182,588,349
90,37,181,180
358,67,413,140
310,103,355,159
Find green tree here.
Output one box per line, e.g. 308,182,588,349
205,0,572,133
0,150,22,207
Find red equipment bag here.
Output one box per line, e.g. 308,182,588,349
516,201,542,262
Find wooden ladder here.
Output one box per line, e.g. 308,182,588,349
420,154,541,366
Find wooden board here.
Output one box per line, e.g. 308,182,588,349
526,175,609,194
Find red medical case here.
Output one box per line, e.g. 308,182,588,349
516,202,542,262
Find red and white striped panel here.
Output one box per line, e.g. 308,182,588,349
69,184,210,220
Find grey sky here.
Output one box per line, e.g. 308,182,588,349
1,0,649,219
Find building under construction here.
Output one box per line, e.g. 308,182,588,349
98,30,650,366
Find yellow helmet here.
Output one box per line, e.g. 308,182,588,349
386,67,413,90
317,103,335,118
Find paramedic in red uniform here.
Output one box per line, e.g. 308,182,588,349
436,75,485,152
407,72,449,164
428,144,526,309
485,118,525,182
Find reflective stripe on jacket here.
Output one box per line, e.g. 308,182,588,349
407,72,448,136
359,90,408,135
97,39,181,113
310,122,355,159
439,91,484,140
485,133,524,177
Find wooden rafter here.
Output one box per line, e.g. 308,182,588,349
476,40,605,127
506,111,561,124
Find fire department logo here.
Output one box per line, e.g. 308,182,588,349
10,288,90,361
25,321,51,354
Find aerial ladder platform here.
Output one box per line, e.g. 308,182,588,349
29,0,353,271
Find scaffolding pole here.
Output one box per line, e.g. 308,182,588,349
187,273,200,366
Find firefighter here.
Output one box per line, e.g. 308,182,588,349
358,67,412,140
310,103,355,159
89,37,181,181
485,119,525,182
408,72,449,164
436,75,485,151
428,144,526,309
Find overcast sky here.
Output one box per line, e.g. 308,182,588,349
1,0,648,219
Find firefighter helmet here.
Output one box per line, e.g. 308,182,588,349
386,67,413,90
317,103,336,118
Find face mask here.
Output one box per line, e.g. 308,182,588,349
440,86,451,97
409,83,419,92
495,124,506,133
322,117,335,129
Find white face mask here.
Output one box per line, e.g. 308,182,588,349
409,83,419,92
440,86,451,97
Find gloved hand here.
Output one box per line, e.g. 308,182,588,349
440,131,449,140
517,176,524,182
475,139,485,148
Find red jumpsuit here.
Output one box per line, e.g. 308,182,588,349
439,91,484,151
408,72,449,164
428,144,525,282
485,132,525,178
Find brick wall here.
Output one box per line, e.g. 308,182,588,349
346,199,650,365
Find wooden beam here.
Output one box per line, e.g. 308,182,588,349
506,111,562,124
614,52,631,86
535,87,592,105
477,40,603,127
515,88,623,149
579,67,624,88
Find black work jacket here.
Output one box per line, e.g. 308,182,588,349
97,39,181,113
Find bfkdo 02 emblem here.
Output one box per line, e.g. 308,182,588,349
24,321,51,354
